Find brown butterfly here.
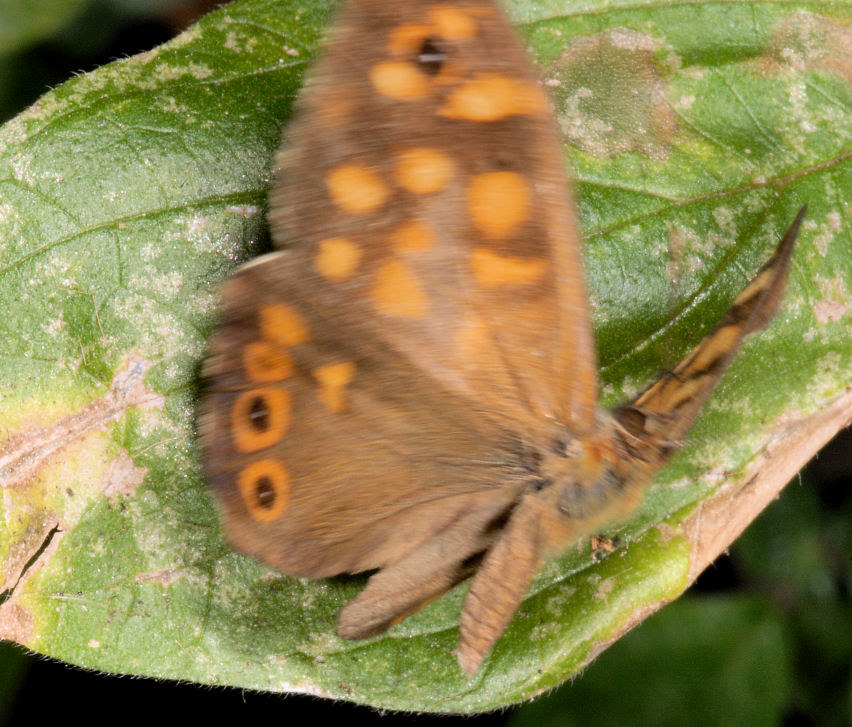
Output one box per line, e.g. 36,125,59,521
200,0,805,676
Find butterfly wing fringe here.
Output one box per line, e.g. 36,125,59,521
615,206,806,469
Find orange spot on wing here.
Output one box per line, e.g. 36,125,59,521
471,248,548,287
372,260,428,317
395,147,455,194
313,361,356,414
326,164,389,214
315,237,363,281
370,61,430,99
238,458,290,522
430,6,477,39
467,171,531,238
243,341,293,382
260,303,309,347
390,219,435,252
230,387,290,453
439,74,547,121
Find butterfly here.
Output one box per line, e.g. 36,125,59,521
200,0,805,676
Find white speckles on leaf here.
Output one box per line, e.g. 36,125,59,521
152,61,214,84
812,276,851,325
41,313,66,339
548,29,677,161
711,206,736,237
766,11,852,84
593,577,617,600
674,93,695,111
224,30,258,54
225,204,260,218
157,96,190,115
811,213,843,257
9,152,34,183
187,215,209,235
812,299,851,324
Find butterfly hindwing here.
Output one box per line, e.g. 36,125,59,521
200,251,527,578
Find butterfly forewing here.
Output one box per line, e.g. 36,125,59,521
269,0,597,433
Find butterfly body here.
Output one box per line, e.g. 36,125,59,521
200,0,804,676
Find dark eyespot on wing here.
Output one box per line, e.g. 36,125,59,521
417,36,447,74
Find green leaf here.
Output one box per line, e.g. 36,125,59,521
0,0,850,714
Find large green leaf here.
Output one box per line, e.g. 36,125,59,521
0,0,850,714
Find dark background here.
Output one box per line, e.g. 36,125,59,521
1,2,849,725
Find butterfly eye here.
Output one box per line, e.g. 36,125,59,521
417,37,447,75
